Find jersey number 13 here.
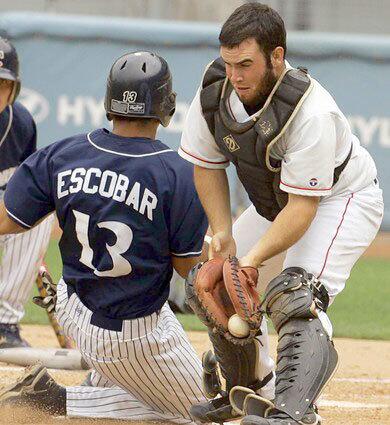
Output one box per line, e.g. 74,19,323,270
73,210,133,277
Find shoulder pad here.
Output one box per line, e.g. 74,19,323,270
202,57,226,89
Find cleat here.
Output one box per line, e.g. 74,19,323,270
0,324,30,348
0,362,66,415
244,393,274,417
190,395,241,423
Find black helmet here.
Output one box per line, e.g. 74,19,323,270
0,37,20,103
104,51,176,127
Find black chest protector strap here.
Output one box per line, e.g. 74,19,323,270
218,67,313,173
200,59,352,221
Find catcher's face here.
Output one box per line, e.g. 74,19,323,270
0,79,14,113
220,38,284,107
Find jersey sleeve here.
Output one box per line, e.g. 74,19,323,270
280,113,337,197
21,119,37,161
178,87,230,169
169,164,208,257
4,147,54,229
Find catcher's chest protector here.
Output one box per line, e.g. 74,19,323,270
200,59,349,221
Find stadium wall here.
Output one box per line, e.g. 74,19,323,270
1,12,389,227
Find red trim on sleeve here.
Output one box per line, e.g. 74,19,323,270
179,146,229,165
318,193,354,279
280,180,332,191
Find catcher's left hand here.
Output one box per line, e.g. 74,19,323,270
33,267,57,314
187,255,263,345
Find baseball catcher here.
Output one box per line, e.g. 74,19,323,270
186,255,274,422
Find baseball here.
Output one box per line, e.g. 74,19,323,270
228,314,250,338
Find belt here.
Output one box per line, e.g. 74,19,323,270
66,283,162,332
67,283,124,331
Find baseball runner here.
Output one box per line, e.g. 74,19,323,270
0,37,54,348
179,3,384,425
0,51,209,422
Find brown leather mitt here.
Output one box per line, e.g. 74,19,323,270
194,256,263,345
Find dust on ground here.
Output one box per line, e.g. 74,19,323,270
0,326,388,424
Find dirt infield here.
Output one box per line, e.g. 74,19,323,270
364,232,390,259
0,325,388,425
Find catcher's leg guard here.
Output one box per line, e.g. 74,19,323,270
261,267,338,423
190,332,273,423
201,349,222,398
208,330,269,393
186,266,273,423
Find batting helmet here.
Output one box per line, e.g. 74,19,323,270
0,37,20,104
104,51,176,127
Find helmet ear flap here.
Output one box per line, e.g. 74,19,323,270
160,90,176,127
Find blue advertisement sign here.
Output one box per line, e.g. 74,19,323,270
1,13,389,226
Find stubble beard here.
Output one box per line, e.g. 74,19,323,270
239,67,278,107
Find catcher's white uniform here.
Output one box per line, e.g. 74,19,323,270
179,62,384,339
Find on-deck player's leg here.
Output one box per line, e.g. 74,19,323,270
0,214,54,347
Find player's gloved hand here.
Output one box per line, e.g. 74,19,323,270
189,255,262,345
33,267,57,314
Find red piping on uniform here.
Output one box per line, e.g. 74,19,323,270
179,147,229,164
318,193,354,279
280,180,332,191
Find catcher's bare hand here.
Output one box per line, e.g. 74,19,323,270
33,269,57,314
209,231,236,259
239,255,258,268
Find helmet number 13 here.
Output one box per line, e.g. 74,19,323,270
73,210,133,277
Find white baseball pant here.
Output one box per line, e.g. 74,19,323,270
55,278,207,423
233,180,384,337
0,214,54,324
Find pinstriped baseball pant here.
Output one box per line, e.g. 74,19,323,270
56,278,207,423
0,214,54,323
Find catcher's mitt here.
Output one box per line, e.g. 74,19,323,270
194,256,262,344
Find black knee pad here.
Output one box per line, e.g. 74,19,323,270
264,267,329,332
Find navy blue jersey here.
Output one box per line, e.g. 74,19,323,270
5,128,207,319
0,102,36,197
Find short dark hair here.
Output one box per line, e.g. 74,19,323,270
219,2,287,60
109,114,158,125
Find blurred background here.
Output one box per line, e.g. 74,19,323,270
0,1,389,338
1,0,390,33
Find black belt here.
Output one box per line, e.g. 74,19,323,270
66,283,161,332
67,283,123,331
